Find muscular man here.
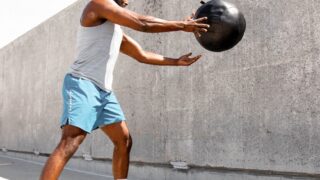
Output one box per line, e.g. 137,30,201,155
40,0,209,179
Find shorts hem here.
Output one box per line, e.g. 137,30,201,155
97,118,126,129
60,118,92,134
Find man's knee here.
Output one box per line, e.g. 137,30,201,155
114,134,132,153
57,138,82,158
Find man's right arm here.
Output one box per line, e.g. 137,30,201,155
91,0,209,33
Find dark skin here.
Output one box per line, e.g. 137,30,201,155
40,0,209,180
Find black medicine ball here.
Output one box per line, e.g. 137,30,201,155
195,0,246,52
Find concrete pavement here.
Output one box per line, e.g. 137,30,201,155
0,155,112,180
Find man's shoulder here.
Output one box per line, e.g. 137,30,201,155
81,0,110,26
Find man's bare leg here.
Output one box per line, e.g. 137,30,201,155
40,125,87,180
100,121,132,179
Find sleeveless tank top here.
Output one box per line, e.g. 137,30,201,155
68,21,123,92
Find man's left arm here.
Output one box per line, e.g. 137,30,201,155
120,34,202,66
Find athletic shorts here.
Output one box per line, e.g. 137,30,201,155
60,74,126,133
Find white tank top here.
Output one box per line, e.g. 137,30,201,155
68,21,123,92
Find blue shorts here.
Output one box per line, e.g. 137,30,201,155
60,74,126,133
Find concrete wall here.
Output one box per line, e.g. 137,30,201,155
1,0,320,179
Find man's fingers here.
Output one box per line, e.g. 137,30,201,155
196,23,210,28
186,11,196,21
186,55,202,62
194,26,210,37
195,31,202,37
187,55,202,65
194,17,207,23
191,11,196,19
194,17,210,29
185,52,192,57
198,28,208,33
192,55,202,61
179,54,202,66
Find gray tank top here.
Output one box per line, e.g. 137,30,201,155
68,21,123,92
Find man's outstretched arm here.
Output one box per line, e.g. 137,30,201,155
91,0,209,33
120,34,202,66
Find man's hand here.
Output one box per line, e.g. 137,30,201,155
184,12,205,37
176,53,202,66
182,11,209,35
182,17,209,34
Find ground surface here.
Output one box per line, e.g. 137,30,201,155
0,154,112,180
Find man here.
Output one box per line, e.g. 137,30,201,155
40,0,209,179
